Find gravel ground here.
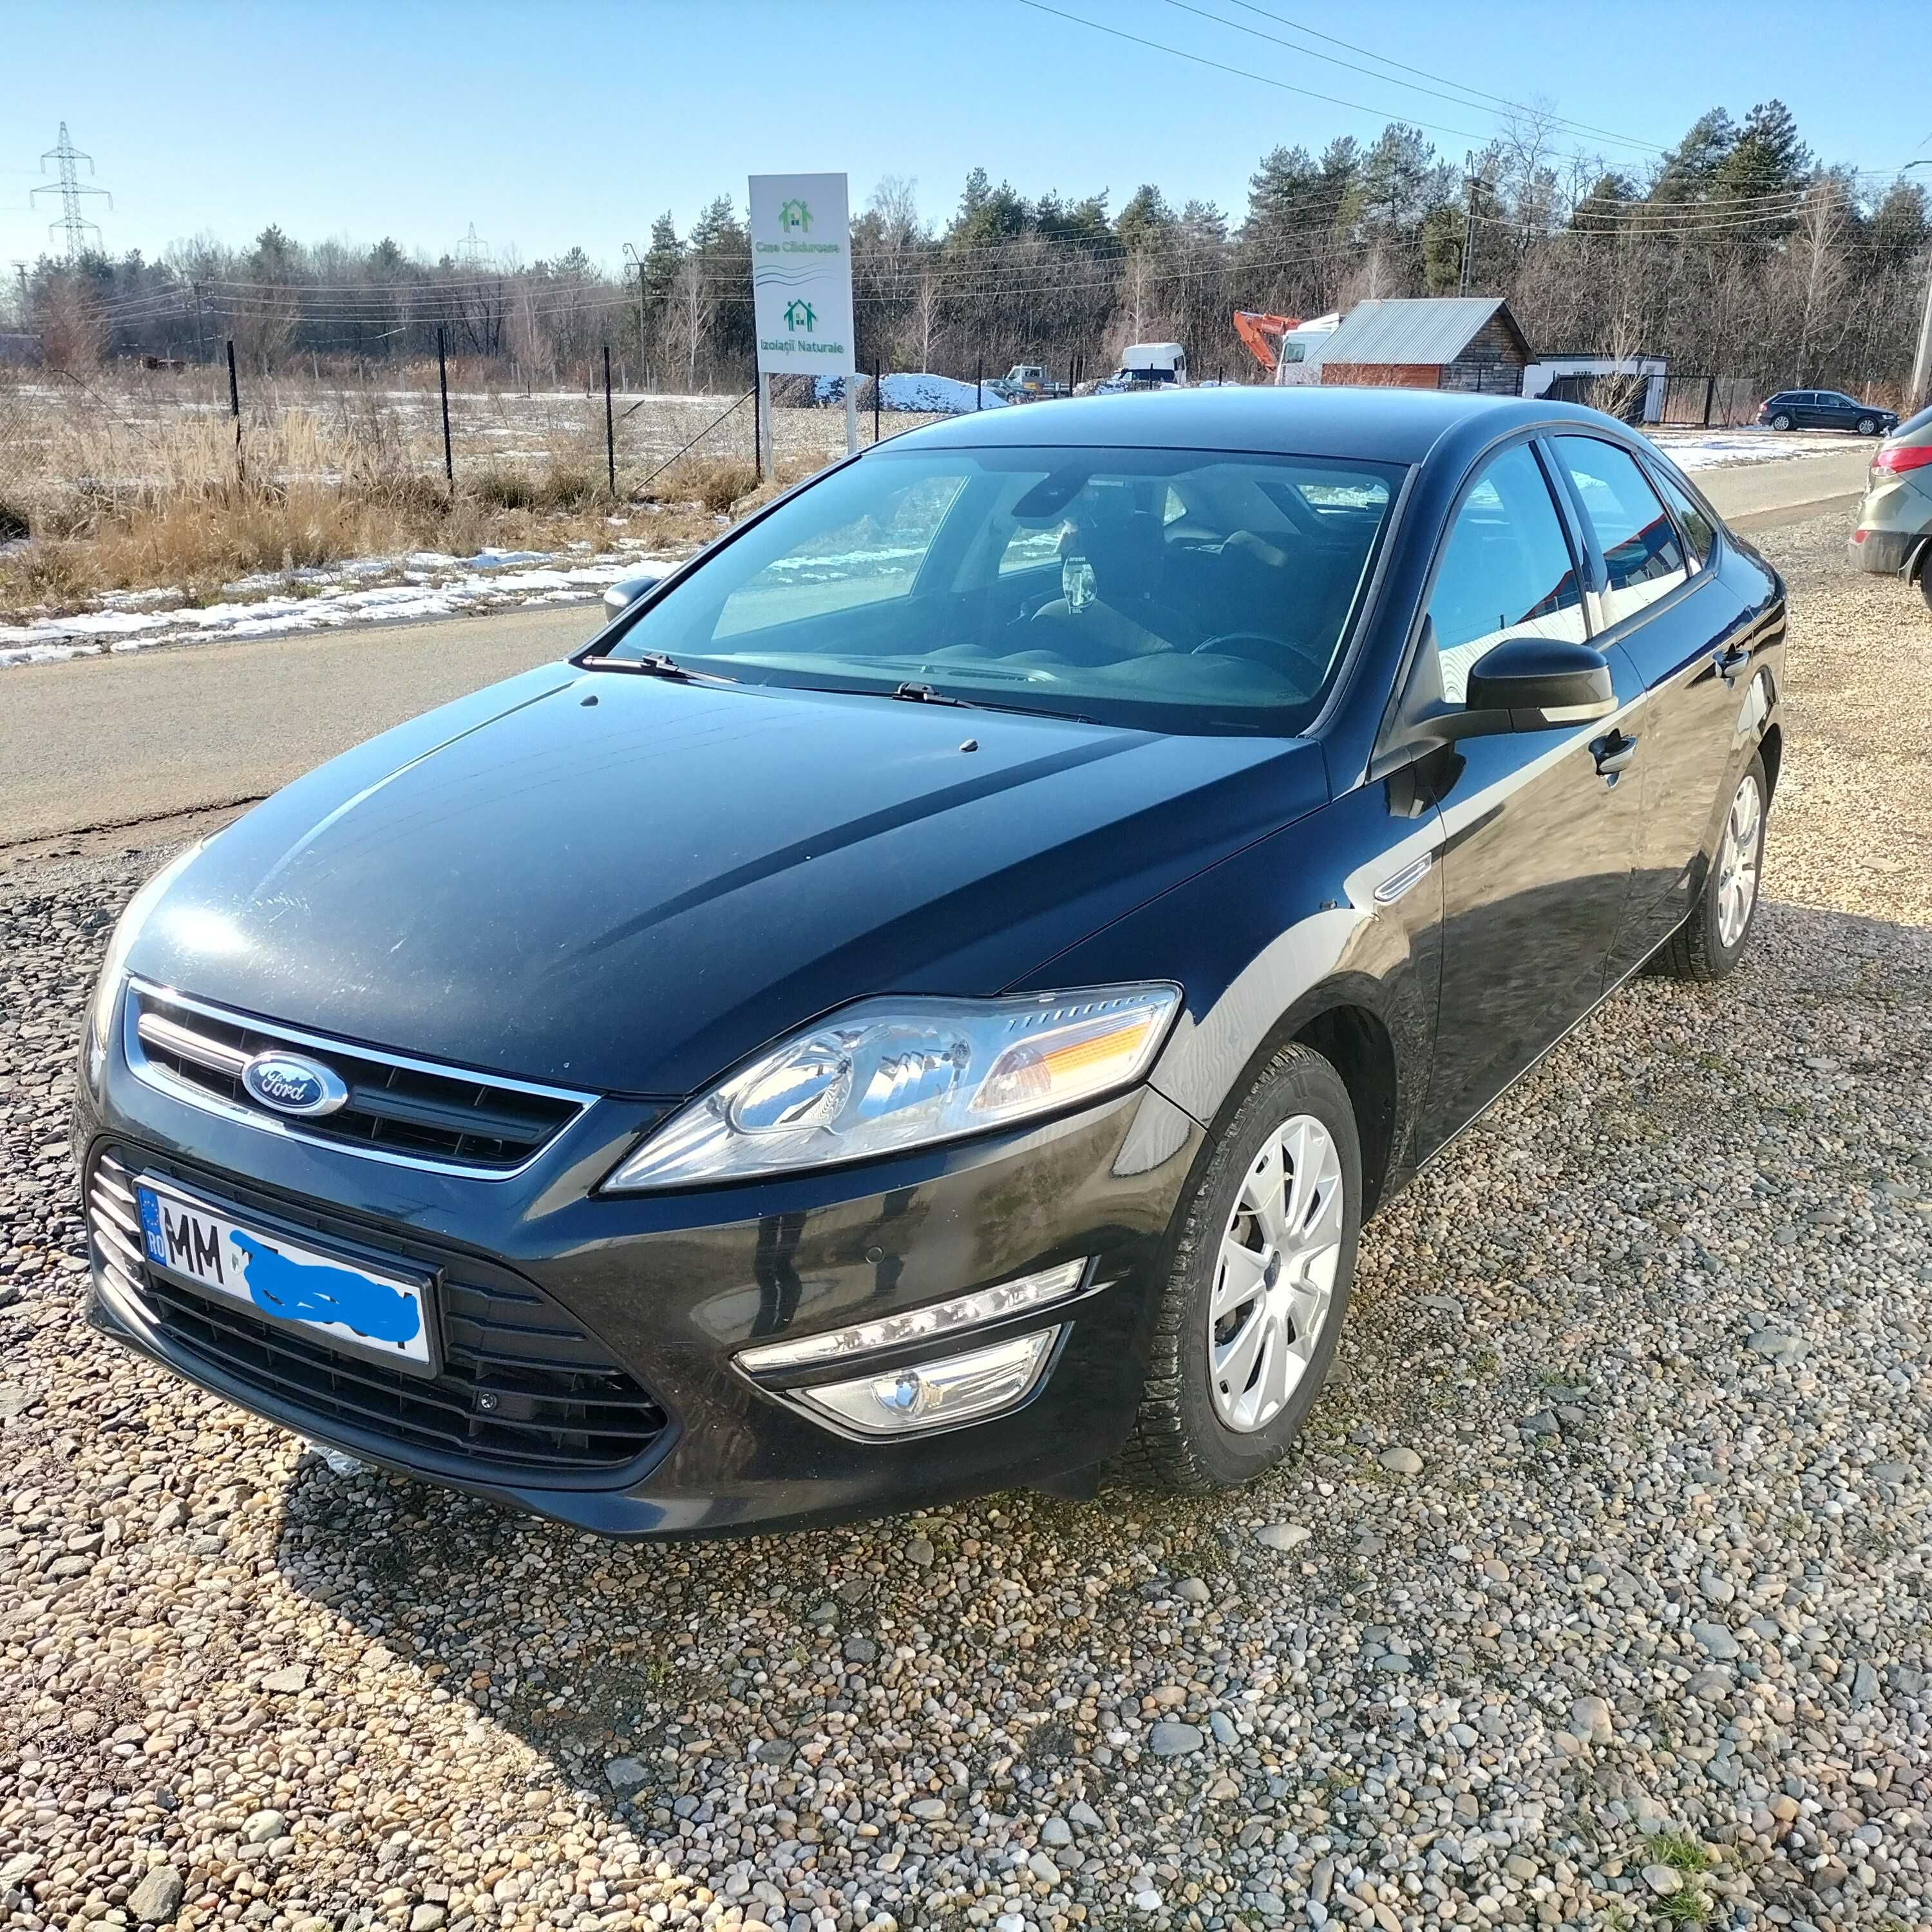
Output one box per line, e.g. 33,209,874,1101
2,512,1929,1932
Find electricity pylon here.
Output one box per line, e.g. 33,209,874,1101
33,124,112,260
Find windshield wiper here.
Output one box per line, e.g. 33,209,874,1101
892,681,976,708
889,681,1095,724
592,650,737,686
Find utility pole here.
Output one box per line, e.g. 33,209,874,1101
1907,164,1932,410
1459,155,1479,297
623,241,647,380
32,123,112,260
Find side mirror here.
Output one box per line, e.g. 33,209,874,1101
602,570,665,619
1435,637,1617,741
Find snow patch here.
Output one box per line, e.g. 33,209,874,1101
0,547,687,669
813,372,1006,413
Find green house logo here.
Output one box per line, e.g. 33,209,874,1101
776,199,812,232
783,298,817,332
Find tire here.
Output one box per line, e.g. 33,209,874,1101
1858,417,1879,437
1770,413,1792,431
1920,565,1932,618
1654,752,1769,982
1119,1042,1361,1493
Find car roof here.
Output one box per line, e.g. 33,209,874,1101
880,386,1614,466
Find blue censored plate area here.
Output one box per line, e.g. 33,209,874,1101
135,1177,434,1374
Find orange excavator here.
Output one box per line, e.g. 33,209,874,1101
1232,311,1302,379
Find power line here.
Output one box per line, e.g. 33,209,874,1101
32,122,111,260
1170,0,1663,158
1215,0,1669,156
1014,0,1500,146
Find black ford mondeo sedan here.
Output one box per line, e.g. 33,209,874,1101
75,388,1785,1536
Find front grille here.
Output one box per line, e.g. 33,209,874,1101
126,981,589,1174
88,1147,670,1477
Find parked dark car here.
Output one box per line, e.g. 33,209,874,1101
1848,401,1932,611
75,388,1786,1537
1757,388,1898,435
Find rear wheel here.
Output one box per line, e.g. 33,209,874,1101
1120,1043,1361,1492
1655,753,1768,982
1770,412,1793,431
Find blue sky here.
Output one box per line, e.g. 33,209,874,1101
5,0,1929,273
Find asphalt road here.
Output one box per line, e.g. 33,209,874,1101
0,442,1878,847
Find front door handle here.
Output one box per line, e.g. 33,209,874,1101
1592,730,1640,780
1714,643,1752,684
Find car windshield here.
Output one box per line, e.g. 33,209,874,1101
598,445,1401,734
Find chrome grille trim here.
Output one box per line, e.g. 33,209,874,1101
135,1008,251,1079
123,978,597,1180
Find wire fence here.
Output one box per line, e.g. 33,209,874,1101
0,343,1786,542
0,344,969,539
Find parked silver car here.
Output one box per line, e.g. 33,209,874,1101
1848,403,1932,612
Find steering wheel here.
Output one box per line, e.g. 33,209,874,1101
1190,630,1329,683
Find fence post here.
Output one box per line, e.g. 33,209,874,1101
226,337,243,482
1703,375,1714,429
976,356,983,413
437,327,453,487
603,345,616,497
873,355,881,444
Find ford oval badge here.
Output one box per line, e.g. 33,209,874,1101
241,1050,350,1118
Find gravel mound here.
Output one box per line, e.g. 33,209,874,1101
2,514,1929,1930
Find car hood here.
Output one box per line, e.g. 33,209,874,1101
130,667,1327,1095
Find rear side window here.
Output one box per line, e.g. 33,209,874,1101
1552,436,1689,626
1646,462,1717,571
1425,442,1588,703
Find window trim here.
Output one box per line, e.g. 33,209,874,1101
1542,430,1699,643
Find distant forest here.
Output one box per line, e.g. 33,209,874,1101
12,99,1930,401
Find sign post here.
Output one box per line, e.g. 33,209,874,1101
749,172,857,459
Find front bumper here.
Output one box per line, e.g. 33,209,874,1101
76,1028,1204,1537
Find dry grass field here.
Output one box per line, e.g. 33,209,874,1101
0,368,942,620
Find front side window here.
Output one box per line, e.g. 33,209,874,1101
1552,435,1689,627
605,446,1401,735
1424,442,1587,704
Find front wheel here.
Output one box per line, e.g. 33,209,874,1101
1120,1043,1361,1492
1654,753,1768,981
1858,417,1879,437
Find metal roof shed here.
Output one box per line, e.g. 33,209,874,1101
1317,296,1531,397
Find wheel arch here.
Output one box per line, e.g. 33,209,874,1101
1173,979,1407,1224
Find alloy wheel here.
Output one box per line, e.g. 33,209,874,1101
1716,772,1763,949
1208,1114,1345,1433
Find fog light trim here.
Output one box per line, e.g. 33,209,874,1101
793,1327,1062,1438
735,1259,1086,1376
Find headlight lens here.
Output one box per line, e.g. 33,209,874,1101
86,842,204,1084
605,984,1179,1190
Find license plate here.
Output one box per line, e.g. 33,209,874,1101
134,1177,435,1374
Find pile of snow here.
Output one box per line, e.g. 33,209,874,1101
1645,428,1853,471
0,545,687,670
812,372,1007,413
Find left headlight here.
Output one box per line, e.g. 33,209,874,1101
604,983,1180,1191
86,842,203,1085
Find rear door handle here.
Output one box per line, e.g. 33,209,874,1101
1593,730,1639,779
1714,644,1752,684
